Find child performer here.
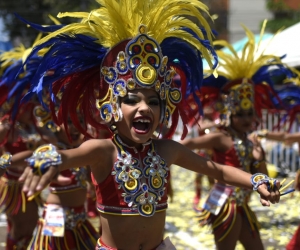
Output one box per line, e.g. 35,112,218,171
17,1,280,249
26,108,99,249
0,44,56,249
181,22,295,250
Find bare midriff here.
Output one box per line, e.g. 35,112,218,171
46,188,87,207
100,210,166,250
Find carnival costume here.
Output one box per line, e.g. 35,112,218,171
16,0,218,248
28,144,99,250
0,44,47,249
194,22,294,242
16,1,282,249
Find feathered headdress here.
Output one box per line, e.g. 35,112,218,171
273,70,300,131
0,42,41,120
21,0,218,139
199,20,294,126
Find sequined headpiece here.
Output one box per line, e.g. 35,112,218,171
200,21,294,125
20,0,218,139
218,79,254,115
97,25,181,126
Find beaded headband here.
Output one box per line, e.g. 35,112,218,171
97,25,181,126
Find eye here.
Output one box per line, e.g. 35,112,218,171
148,99,159,106
122,97,138,105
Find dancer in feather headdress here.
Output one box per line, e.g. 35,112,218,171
18,1,281,249
0,41,56,250
181,21,294,250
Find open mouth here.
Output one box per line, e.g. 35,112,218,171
132,117,152,134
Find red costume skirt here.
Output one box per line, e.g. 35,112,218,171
197,188,260,242
28,204,99,250
0,172,41,215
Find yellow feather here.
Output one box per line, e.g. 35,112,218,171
213,21,291,81
32,0,215,69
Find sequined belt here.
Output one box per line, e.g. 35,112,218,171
228,186,252,206
97,202,168,215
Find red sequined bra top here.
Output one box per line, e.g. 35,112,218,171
91,135,170,217
213,128,254,172
49,142,87,193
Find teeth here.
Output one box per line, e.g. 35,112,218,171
135,118,150,123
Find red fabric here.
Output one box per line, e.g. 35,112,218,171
91,142,169,214
212,146,241,169
49,169,85,192
287,224,300,250
4,137,28,154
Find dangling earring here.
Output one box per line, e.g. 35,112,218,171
110,124,118,134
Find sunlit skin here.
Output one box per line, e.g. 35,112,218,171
19,90,280,250
181,108,269,250
230,110,255,135
115,89,161,147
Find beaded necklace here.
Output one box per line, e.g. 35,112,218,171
228,128,253,172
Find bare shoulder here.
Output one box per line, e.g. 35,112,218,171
153,138,178,148
77,138,116,182
79,138,114,153
153,139,184,161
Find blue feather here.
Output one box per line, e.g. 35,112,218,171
14,13,65,33
22,34,108,107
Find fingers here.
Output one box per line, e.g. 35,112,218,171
20,167,34,193
260,197,270,207
257,183,281,206
34,167,59,192
20,166,59,197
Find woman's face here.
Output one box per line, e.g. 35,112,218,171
115,88,161,147
230,109,255,133
58,116,84,147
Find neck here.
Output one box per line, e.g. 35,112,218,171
114,134,151,153
229,126,246,139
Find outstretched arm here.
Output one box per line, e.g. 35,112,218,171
180,132,221,151
258,130,300,144
19,138,110,196
170,140,280,206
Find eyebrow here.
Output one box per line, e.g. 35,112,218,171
127,93,159,99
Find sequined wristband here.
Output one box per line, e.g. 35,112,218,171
251,173,278,191
26,144,62,176
0,153,12,170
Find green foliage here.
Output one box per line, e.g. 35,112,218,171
0,0,97,46
265,18,300,33
266,0,291,11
